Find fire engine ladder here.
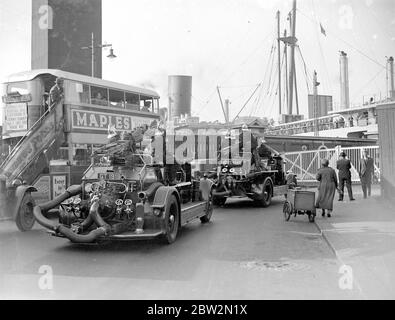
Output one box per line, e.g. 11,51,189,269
0,100,65,186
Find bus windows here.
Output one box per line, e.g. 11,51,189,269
153,98,159,113
6,82,30,95
140,95,153,112
72,144,92,166
77,83,90,104
109,89,125,108
64,80,90,104
91,86,108,106
125,92,140,110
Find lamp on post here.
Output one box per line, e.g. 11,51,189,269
81,32,116,78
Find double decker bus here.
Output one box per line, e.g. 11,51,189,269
0,69,160,230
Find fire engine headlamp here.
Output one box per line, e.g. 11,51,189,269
11,179,23,188
115,199,123,206
229,168,235,173
124,199,133,206
153,208,162,217
84,183,93,193
222,168,228,173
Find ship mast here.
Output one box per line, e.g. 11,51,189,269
287,0,297,115
276,10,282,115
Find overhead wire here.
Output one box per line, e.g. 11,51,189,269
249,39,277,117
195,21,277,117
350,68,385,102
310,0,333,95
297,8,387,70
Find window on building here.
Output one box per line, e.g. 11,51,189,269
91,86,108,106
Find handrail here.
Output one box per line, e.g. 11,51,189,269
0,100,63,169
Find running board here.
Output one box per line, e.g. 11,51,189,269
180,201,207,225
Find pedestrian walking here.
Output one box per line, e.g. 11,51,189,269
336,151,355,201
359,149,374,198
316,159,338,218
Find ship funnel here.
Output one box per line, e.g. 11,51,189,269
339,51,350,110
168,75,192,119
388,56,395,101
224,99,230,123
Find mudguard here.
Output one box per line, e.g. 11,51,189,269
152,186,181,211
13,185,37,220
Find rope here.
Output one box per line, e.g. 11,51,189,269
297,8,387,70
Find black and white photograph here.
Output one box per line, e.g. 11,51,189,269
0,0,395,304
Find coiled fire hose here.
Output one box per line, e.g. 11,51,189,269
33,185,110,243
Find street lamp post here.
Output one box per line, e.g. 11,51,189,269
81,32,116,78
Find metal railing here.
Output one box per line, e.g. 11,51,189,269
283,145,379,183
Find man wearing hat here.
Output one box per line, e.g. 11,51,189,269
49,77,64,108
336,151,355,201
358,149,374,199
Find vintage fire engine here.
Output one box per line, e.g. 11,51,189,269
212,131,288,207
32,127,214,244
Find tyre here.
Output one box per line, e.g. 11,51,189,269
163,195,180,244
200,192,213,223
259,178,273,208
308,212,315,223
283,201,292,221
15,192,36,232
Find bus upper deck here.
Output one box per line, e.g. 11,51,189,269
1,69,160,160
0,70,161,222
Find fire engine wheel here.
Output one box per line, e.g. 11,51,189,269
200,193,213,223
259,179,273,208
15,192,36,232
283,201,292,221
163,195,180,244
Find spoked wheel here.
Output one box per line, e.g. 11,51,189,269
15,192,36,232
283,201,292,221
200,192,213,223
259,179,273,208
163,195,180,244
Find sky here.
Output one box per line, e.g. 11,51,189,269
0,0,394,124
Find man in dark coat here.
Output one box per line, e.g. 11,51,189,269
336,151,355,201
49,77,64,108
359,149,374,198
316,159,338,217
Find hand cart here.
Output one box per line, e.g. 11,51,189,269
283,187,316,223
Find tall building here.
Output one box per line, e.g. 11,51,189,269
31,0,102,78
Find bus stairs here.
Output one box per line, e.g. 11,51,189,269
0,100,65,192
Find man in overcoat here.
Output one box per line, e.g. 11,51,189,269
336,151,355,201
359,149,374,198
